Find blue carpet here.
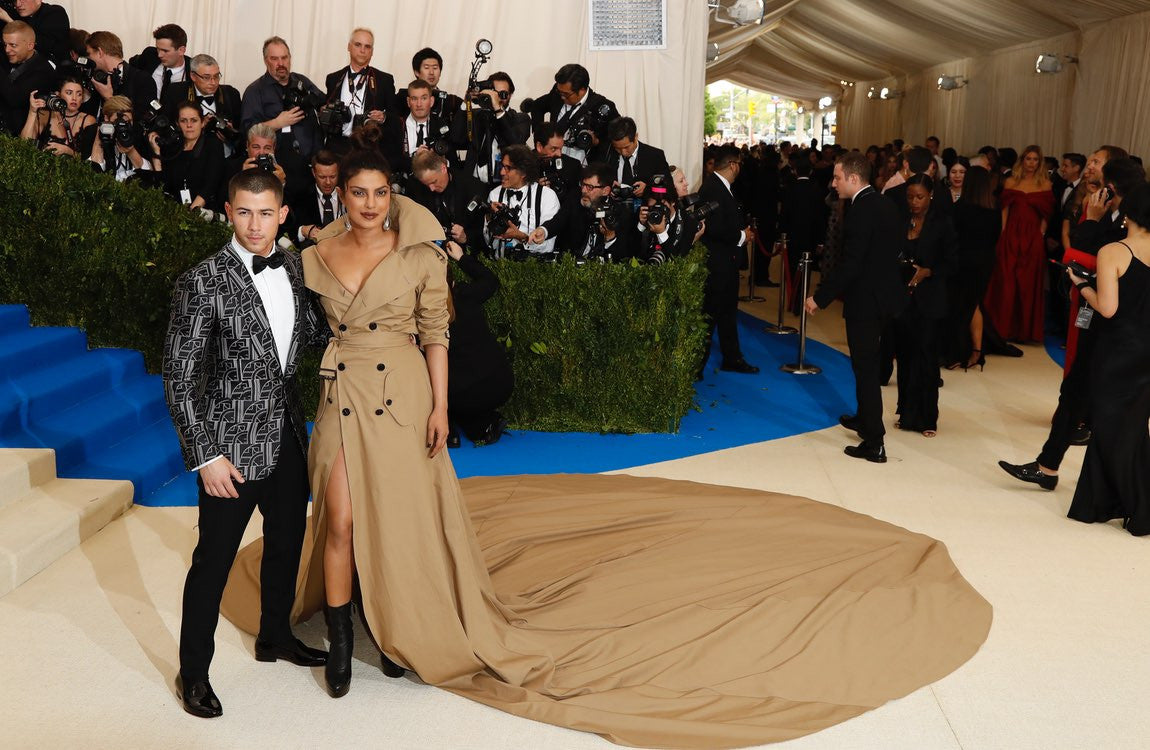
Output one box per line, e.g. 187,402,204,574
146,311,857,506
1045,333,1067,369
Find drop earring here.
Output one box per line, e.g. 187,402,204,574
383,214,391,230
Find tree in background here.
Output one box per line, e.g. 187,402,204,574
704,89,718,136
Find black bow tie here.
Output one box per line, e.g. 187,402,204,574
252,252,285,274
197,95,215,105
506,189,523,201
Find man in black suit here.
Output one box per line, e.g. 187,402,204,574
602,116,670,197
285,149,344,248
699,145,758,375
530,162,636,260
781,156,827,310
391,78,452,186
806,151,907,463
534,121,583,205
163,169,329,718
0,0,68,64
451,71,531,187
527,63,619,164
128,23,192,101
161,53,243,155
394,47,461,125
411,149,489,254
0,21,54,135
636,182,701,264
322,28,396,152
85,30,156,120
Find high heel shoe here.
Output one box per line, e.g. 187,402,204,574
962,349,985,371
324,602,353,698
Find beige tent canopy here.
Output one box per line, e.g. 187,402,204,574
706,0,1150,156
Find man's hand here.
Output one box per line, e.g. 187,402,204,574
632,180,647,197
367,109,386,123
199,457,245,498
600,219,616,241
500,226,528,242
1085,187,1112,222
481,89,502,112
449,223,467,243
0,8,13,23
272,107,305,130
528,227,548,244
426,408,449,458
804,296,820,316
93,76,114,101
693,220,706,244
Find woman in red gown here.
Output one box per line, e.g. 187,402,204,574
984,145,1054,343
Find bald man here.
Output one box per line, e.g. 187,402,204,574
0,21,54,134
0,1,69,64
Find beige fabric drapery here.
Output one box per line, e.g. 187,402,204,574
66,0,709,179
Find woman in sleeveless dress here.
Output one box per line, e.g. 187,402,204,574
983,145,1054,343
1067,182,1150,535
220,150,993,748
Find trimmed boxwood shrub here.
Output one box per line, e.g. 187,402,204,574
0,135,706,433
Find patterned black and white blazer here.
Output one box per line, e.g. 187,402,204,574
163,243,330,481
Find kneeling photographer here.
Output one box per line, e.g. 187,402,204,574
411,149,489,254
87,95,155,183
20,73,96,156
484,144,559,257
637,180,704,265
529,162,636,261
148,101,225,211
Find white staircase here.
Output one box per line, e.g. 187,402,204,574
0,448,133,597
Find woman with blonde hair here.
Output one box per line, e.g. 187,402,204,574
983,144,1054,343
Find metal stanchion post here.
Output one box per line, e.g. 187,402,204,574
782,249,822,374
763,233,796,335
739,219,765,303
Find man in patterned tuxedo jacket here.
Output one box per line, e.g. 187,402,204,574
163,168,330,718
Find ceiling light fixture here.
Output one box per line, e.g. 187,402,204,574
708,0,765,28
937,75,968,91
1036,54,1078,74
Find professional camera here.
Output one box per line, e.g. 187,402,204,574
202,114,240,141
681,193,719,221
645,204,668,226
565,104,613,151
429,90,452,119
317,101,352,135
61,56,110,92
254,154,277,173
538,156,569,194
481,203,521,237
282,76,325,112
33,90,67,113
421,122,453,157
468,78,510,110
98,114,137,150
142,100,182,156
593,193,631,231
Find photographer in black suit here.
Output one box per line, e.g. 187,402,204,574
392,78,452,183
0,0,68,64
452,71,530,187
241,36,324,159
128,23,191,101
161,54,243,156
530,162,635,260
321,28,396,152
699,145,758,374
85,30,156,120
286,149,344,248
534,121,583,205
87,94,156,183
637,181,702,264
411,149,489,254
528,63,619,164
395,47,461,124
0,20,53,135
602,116,669,198
806,152,907,462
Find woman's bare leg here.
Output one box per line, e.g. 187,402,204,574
323,446,354,606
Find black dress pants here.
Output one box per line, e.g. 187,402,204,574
1038,323,1097,470
845,312,888,445
179,427,309,683
703,265,743,365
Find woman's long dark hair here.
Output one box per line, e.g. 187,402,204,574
960,166,996,210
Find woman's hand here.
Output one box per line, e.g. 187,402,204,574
445,240,464,261
27,90,43,111
426,407,449,458
909,264,932,289
1067,267,1087,288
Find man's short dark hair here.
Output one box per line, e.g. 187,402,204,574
1102,157,1146,198
534,122,564,145
153,24,187,49
312,149,339,168
407,78,432,95
412,47,442,72
925,135,940,146
607,117,637,143
837,151,871,183
502,144,539,181
1062,152,1086,171
906,146,933,175
489,71,514,96
86,31,124,59
713,145,741,171
1098,145,1130,162
793,156,813,177
67,28,88,56
582,162,613,188
554,63,590,92
228,168,284,205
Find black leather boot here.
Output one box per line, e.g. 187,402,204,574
324,602,353,698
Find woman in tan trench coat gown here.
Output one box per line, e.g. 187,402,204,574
222,150,993,749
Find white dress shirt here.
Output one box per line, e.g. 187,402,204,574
405,114,430,155
557,89,590,163
616,143,640,185
339,67,369,136
152,62,187,99
715,172,746,247
1061,178,1081,209
486,183,560,254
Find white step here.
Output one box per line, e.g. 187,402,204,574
0,449,57,510
0,450,133,598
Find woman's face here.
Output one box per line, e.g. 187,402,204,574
1022,151,1040,175
177,108,203,142
948,164,966,189
59,82,83,114
885,155,897,170
672,168,689,197
907,184,931,216
339,169,392,230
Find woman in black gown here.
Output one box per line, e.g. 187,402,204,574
944,166,1000,369
1068,182,1150,535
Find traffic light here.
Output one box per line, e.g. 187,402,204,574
748,101,756,116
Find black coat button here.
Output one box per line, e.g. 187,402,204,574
337,363,346,371
385,399,392,406
338,324,347,332
375,409,384,415
342,408,350,416
369,322,378,330
377,363,385,371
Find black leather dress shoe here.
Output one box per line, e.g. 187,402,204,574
175,675,222,718
844,442,887,463
998,460,1058,490
475,417,508,446
839,414,861,433
720,359,760,374
1068,426,1091,446
255,637,327,667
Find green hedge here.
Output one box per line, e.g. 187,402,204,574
0,135,707,433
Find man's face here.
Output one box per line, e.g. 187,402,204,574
86,46,116,72
226,189,287,256
15,0,41,16
4,31,34,64
348,31,373,68
1060,158,1081,182
407,88,432,120
832,163,857,199
611,135,637,160
926,138,939,156
579,175,610,208
247,135,276,159
191,63,221,96
264,43,291,83
537,135,563,159
417,164,450,193
313,162,339,195
155,37,186,69
500,161,525,189
555,82,585,107
1084,151,1108,184
492,78,511,107
416,58,441,88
